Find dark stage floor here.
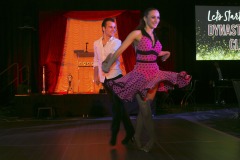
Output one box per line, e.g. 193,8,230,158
0,106,240,160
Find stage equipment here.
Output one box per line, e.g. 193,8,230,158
74,50,94,93
42,65,46,94
67,74,73,94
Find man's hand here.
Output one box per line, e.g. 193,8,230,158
94,66,100,85
94,79,100,85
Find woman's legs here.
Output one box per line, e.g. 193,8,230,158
138,99,155,152
140,99,156,152
135,86,158,152
134,94,144,148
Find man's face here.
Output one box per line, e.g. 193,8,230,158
103,21,117,37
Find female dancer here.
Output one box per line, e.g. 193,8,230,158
102,8,191,152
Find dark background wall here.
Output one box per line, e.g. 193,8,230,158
1,0,240,104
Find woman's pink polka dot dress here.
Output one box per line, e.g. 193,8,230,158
105,29,191,102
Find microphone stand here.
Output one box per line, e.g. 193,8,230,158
85,42,88,52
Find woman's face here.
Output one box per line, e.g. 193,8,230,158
144,10,160,29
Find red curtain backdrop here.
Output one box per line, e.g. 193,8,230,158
116,10,140,72
39,11,67,93
39,10,140,93
64,11,125,20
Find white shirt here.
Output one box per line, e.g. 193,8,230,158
93,36,122,83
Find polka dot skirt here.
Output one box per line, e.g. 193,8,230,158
105,35,191,102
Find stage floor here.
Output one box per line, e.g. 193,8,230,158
0,109,240,160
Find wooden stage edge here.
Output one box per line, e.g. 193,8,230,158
14,93,138,118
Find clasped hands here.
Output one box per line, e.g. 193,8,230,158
102,54,112,73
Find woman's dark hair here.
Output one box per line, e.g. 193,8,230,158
136,7,159,30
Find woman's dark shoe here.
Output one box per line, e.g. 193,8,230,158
140,146,150,153
140,139,156,153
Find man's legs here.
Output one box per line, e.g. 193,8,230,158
103,75,123,146
112,95,134,144
109,88,135,145
109,94,122,145
103,75,134,145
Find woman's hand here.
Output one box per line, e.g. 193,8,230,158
160,51,170,62
102,61,110,73
102,54,112,73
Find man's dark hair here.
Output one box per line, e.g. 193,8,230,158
102,18,115,27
